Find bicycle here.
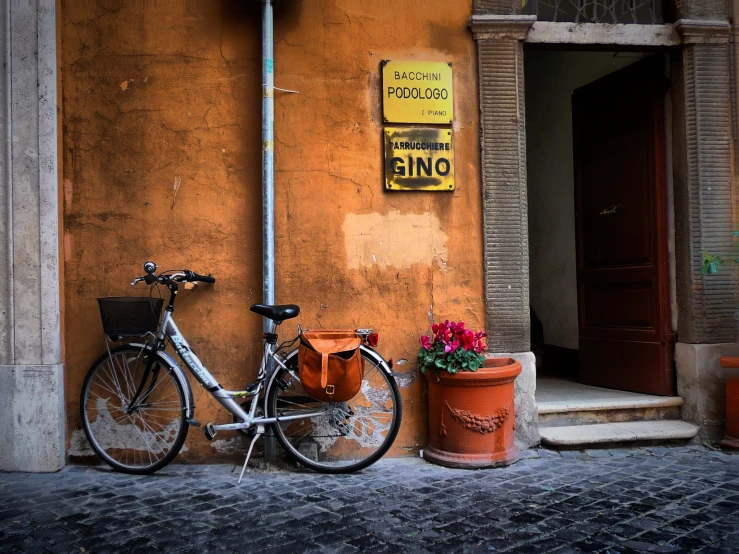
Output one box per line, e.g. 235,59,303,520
80,261,402,481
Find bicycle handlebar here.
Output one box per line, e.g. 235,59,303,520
183,270,216,284
131,262,216,287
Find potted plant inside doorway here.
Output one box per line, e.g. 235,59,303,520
418,321,521,468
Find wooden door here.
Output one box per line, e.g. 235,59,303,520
573,55,674,396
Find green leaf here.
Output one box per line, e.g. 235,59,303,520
701,252,723,275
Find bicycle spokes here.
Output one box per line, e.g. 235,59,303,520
270,351,401,470
82,349,187,471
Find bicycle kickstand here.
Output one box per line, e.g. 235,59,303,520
238,425,265,484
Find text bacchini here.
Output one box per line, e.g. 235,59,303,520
382,60,454,124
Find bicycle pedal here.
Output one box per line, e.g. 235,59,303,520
186,418,201,427
203,422,217,441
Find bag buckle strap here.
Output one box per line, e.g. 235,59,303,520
321,353,329,388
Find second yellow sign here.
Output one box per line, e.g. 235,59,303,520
384,127,454,191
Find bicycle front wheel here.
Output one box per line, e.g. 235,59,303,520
80,345,189,474
268,346,402,473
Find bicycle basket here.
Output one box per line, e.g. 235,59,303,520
97,297,163,338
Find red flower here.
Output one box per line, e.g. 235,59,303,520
460,329,475,350
472,331,488,353
420,335,432,350
424,321,487,353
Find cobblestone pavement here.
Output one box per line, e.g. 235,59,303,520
1,446,737,554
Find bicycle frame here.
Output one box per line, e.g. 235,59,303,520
154,311,326,434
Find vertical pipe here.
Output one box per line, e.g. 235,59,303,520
262,0,275,322
262,0,277,460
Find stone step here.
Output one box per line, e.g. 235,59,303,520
538,395,684,427
539,420,699,447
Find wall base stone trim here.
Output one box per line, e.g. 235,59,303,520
676,342,738,442
0,364,65,472
489,351,539,449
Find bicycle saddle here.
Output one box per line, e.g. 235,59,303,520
250,304,300,322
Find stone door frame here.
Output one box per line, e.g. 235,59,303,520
472,10,737,446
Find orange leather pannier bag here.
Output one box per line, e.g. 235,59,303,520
298,331,363,402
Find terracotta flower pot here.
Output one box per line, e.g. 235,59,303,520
720,356,739,449
423,357,521,468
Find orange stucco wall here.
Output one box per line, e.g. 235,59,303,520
61,0,485,462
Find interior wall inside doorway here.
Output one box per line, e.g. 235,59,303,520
525,50,645,361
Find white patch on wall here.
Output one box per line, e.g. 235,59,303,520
210,437,243,454
394,369,417,388
392,358,417,388
343,210,448,269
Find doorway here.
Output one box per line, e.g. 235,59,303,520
525,49,676,397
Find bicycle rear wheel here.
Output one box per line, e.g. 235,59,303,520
268,346,402,473
80,345,189,474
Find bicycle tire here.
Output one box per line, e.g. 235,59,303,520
80,345,189,474
267,346,402,474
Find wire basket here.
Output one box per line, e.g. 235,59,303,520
98,297,163,338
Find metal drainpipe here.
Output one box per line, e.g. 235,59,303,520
262,0,277,460
262,0,275,317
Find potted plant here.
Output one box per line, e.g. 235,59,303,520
418,321,521,468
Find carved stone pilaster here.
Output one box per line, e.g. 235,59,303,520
0,0,64,472
672,17,736,344
472,15,535,354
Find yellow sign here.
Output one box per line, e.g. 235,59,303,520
384,127,454,191
382,61,453,124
